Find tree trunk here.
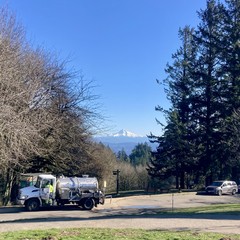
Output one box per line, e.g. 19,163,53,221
2,168,14,206
180,170,185,189
175,175,179,189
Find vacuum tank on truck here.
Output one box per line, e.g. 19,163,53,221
17,174,105,211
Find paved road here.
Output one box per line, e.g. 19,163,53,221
0,192,240,234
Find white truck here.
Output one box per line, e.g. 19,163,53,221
17,173,105,211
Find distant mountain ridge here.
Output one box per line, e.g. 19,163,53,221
94,129,155,154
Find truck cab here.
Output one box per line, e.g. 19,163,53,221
18,174,56,211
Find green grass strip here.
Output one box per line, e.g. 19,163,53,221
0,228,240,240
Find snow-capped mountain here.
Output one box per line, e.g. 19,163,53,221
111,129,143,138
95,129,147,143
94,129,155,154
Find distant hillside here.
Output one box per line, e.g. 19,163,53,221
94,129,156,155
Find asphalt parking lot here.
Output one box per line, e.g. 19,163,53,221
0,192,240,234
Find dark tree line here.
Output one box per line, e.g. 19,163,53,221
148,0,240,189
116,142,152,166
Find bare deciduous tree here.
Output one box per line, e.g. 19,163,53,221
0,7,105,205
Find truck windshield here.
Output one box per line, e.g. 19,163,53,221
34,177,41,188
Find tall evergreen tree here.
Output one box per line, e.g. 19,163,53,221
216,0,240,181
148,26,198,188
149,0,240,187
188,0,225,184
129,142,151,166
223,0,240,112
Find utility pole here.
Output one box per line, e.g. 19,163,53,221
113,169,120,195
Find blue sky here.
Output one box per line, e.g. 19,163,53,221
2,0,207,136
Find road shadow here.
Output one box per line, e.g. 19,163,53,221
0,206,24,213
1,207,240,225
0,205,91,214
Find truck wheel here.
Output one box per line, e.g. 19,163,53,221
57,201,65,207
100,196,105,205
217,190,222,196
82,198,94,210
25,199,40,211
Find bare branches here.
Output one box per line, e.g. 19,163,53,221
0,7,109,204
0,6,104,172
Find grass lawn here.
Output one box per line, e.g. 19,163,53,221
167,203,240,214
0,228,239,240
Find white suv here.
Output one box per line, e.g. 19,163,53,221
205,180,238,196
